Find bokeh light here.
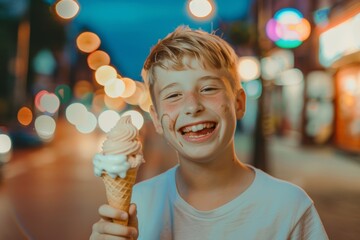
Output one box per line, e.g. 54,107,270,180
261,57,281,80
237,57,260,81
270,49,294,70
188,0,214,19
34,90,49,112
306,71,334,99
74,80,93,99
55,84,72,104
275,68,304,86
123,81,146,105
65,102,88,125
33,49,56,75
122,110,144,130
87,50,110,70
95,65,117,86
266,8,311,49
17,107,33,126
40,93,60,114
76,31,101,53
0,134,12,154
75,111,97,134
98,110,120,133
104,78,125,98
34,115,56,141
243,79,262,99
92,91,106,113
55,0,80,20
120,77,137,98
104,95,126,111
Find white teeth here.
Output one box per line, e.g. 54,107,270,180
181,123,215,133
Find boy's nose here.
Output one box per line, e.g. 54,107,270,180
184,94,204,115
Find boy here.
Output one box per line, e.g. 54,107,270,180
90,26,328,240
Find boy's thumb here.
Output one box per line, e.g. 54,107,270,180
128,203,138,228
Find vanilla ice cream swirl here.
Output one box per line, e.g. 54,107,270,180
102,116,142,156
93,116,144,179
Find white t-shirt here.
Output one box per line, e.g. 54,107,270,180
132,165,328,240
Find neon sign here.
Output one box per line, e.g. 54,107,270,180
266,8,311,48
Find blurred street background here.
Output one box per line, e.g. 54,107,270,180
0,0,359,239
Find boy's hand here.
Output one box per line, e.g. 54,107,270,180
90,203,138,240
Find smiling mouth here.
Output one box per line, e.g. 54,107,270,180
179,122,217,138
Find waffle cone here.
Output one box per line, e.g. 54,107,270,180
101,167,138,225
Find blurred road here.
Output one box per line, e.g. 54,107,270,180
0,118,359,240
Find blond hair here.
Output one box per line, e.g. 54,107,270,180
141,26,241,101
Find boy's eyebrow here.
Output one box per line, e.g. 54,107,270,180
198,75,222,82
159,75,222,94
159,82,179,95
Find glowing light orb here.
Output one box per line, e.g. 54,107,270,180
40,93,60,114
66,103,88,125
104,95,126,111
92,92,106,113
275,68,304,86
17,107,33,126
265,8,311,49
76,31,101,53
237,57,260,82
34,115,56,141
34,90,49,112
33,49,56,75
243,79,262,99
95,65,117,86
261,57,281,80
104,78,125,98
74,80,93,99
55,84,72,104
75,111,97,134
98,110,120,133
188,0,214,19
87,50,110,70
55,0,79,20
120,77,137,98
0,134,12,154
122,110,144,130
270,49,295,70
123,81,145,105
306,71,333,99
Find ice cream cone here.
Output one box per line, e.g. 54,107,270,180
102,168,138,225
93,116,144,225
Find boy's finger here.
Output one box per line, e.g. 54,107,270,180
93,221,137,237
99,204,127,221
128,203,138,229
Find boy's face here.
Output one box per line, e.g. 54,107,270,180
149,57,245,163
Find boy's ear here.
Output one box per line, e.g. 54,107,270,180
235,88,246,119
149,105,163,135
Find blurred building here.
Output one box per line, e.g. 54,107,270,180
245,0,360,155
317,0,360,153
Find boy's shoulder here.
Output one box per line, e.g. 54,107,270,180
252,166,313,209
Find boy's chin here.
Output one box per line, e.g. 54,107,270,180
178,149,216,163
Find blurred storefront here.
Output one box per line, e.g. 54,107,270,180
255,0,360,155
318,0,360,153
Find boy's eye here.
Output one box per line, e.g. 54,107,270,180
201,87,219,93
164,93,182,100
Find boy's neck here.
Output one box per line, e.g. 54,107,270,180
176,148,247,191
175,150,254,211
